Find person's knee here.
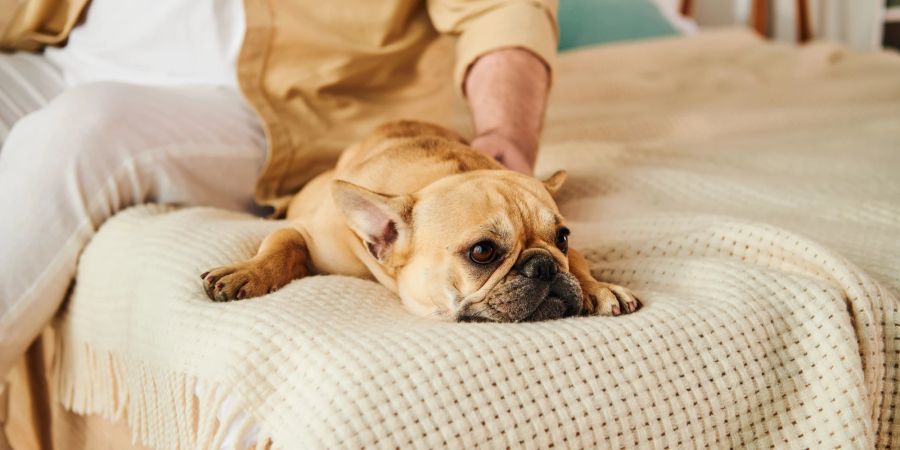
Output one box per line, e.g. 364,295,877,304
2,82,145,174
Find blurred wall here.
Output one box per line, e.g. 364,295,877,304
692,0,886,50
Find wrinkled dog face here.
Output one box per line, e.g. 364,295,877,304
455,249,582,322
393,170,582,322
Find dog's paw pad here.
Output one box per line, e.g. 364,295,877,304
201,265,270,302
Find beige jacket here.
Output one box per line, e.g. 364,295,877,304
1,0,558,211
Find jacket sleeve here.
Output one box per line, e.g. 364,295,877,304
427,0,558,97
0,0,90,51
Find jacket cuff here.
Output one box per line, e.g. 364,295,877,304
453,1,558,98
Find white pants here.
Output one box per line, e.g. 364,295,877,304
0,52,267,377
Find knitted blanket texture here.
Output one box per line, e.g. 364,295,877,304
55,30,900,449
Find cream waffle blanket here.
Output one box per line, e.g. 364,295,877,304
54,30,900,449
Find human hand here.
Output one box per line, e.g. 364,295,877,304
470,132,536,175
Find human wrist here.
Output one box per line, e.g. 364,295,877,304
474,128,537,161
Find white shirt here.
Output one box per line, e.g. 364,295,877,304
45,0,245,88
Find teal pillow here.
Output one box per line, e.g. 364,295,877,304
558,0,680,52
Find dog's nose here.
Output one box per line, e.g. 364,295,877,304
519,252,558,282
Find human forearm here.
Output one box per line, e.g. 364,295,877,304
464,47,550,174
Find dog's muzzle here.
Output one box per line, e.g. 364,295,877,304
457,251,583,323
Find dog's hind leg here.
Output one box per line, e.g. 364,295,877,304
202,227,311,301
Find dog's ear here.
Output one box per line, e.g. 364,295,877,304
332,180,413,262
541,170,567,196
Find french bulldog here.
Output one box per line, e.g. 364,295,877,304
201,121,640,322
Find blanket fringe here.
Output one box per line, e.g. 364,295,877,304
52,321,272,450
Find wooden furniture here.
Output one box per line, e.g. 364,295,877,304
795,0,812,42
681,0,813,43
884,1,900,49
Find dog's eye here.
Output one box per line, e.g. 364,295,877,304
469,241,497,264
556,227,570,253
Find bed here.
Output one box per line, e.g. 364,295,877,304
6,28,900,449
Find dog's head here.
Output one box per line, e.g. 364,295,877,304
332,169,583,322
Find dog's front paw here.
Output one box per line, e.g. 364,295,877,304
582,281,641,316
201,264,276,302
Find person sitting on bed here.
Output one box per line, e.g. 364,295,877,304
0,0,556,388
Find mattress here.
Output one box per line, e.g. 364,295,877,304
41,29,900,449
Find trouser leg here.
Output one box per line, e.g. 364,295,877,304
0,51,68,447
0,52,66,143
0,82,267,377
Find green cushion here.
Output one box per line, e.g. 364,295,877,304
558,0,680,52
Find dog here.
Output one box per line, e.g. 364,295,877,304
201,121,640,322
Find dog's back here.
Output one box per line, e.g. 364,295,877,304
288,120,502,219
335,120,503,193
